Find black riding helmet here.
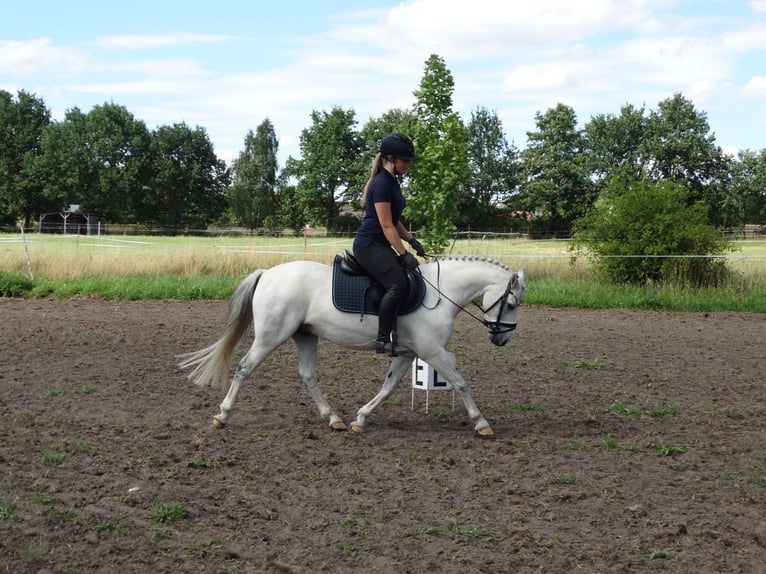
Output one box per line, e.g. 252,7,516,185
380,133,417,161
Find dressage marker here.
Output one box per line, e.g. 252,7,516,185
411,357,454,414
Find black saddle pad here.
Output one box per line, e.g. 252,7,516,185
331,254,426,315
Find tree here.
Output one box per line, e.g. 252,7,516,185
285,107,364,229
584,102,649,191
732,149,766,226
228,120,279,233
520,103,595,237
643,94,735,227
0,90,51,226
145,123,229,229
409,54,470,252
462,106,520,229
33,103,151,222
573,179,731,286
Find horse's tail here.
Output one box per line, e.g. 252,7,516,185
177,269,265,388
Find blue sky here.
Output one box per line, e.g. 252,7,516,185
2,0,766,165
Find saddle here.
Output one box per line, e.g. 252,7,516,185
332,250,426,316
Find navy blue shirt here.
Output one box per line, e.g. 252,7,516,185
354,169,405,247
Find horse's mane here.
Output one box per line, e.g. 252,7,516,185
423,255,511,272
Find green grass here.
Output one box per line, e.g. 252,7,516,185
2,233,766,311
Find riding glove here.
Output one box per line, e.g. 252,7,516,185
408,238,426,257
399,252,420,270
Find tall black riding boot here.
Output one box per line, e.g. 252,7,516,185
376,284,401,356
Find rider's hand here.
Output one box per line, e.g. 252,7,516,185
399,252,420,270
408,238,426,258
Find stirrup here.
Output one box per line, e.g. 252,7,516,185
375,339,399,357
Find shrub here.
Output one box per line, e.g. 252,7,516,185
573,180,732,286
0,271,34,297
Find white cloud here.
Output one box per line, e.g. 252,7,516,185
744,76,766,97
0,38,88,77
750,1,766,12
502,65,570,91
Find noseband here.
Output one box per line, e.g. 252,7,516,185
477,274,520,335
419,261,521,336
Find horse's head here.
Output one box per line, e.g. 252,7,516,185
482,267,525,346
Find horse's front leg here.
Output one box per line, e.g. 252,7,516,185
351,355,412,433
425,349,494,437
293,333,346,430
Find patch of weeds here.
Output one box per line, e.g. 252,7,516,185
511,402,540,412
144,451,161,467
188,457,211,469
151,529,172,543
48,507,78,523
481,474,502,487
339,516,368,553
645,404,680,417
30,493,57,506
70,439,91,454
182,538,223,557
79,384,96,395
566,360,604,369
40,451,66,466
555,474,577,485
404,452,417,462
340,516,368,540
565,441,580,451
449,523,480,537
21,539,48,563
87,514,127,537
610,401,640,415
648,549,672,560
389,395,402,407
152,502,188,523
415,526,446,535
601,436,621,450
438,408,455,418
440,456,455,467
658,445,689,457
0,503,14,520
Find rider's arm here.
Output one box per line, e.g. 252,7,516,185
374,201,407,256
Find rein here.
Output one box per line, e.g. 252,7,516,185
417,258,520,335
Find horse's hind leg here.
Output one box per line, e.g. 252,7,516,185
214,343,272,428
351,355,412,433
293,333,346,430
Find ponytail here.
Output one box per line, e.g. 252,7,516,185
361,153,384,204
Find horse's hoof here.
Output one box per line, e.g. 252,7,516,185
476,426,494,438
213,418,225,429
330,421,347,431
350,423,365,434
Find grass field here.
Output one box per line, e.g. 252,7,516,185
1,232,765,311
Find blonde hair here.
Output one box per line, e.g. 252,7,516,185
361,152,385,204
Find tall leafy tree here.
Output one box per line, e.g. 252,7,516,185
409,54,470,252
34,103,151,222
462,106,520,229
520,103,595,237
0,90,51,226
285,106,364,229
228,120,279,233
643,93,734,227
733,149,766,225
584,102,649,191
145,123,229,229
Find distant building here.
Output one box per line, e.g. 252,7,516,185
39,206,106,234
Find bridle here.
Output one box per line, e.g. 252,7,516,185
418,259,521,336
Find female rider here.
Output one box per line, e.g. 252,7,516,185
352,133,426,356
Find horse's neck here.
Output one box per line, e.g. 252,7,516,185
425,258,507,306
